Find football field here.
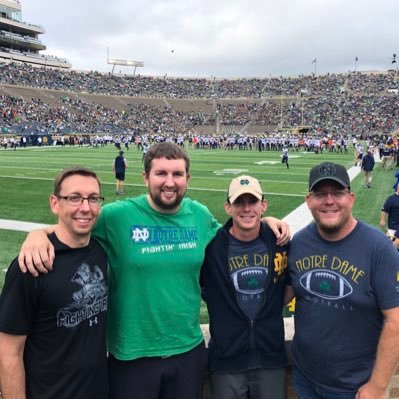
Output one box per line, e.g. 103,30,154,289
0,143,394,285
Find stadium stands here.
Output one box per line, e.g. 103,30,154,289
0,0,71,68
0,62,398,138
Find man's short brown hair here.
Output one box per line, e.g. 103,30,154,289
53,166,101,196
143,142,190,175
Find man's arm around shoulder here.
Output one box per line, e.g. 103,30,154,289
18,226,56,276
0,332,27,399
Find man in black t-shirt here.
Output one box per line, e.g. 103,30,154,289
381,187,399,227
0,166,108,399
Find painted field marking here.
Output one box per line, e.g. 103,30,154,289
213,169,248,175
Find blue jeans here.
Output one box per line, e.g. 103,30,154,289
293,367,357,399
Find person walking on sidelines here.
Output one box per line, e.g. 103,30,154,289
113,150,127,195
201,175,289,399
361,148,375,188
0,166,108,399
286,162,399,399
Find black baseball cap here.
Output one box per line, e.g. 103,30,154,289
119,150,124,155
309,162,350,191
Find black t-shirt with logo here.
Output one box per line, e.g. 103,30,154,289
0,233,108,399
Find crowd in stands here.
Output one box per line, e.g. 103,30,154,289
0,94,216,135
1,62,399,98
0,61,398,137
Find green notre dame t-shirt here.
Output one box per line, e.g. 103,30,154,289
93,194,220,360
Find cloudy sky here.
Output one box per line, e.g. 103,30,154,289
22,0,398,78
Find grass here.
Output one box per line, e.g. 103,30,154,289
0,144,392,223
0,144,396,320
0,230,26,288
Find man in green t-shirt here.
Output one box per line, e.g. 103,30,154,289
18,142,289,399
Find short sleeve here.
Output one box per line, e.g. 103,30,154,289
0,260,38,334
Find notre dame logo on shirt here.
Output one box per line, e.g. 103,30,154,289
273,251,288,283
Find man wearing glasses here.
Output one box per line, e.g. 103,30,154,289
285,162,399,399
0,166,108,399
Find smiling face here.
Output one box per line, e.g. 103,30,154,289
50,174,101,247
225,193,267,241
143,157,190,214
306,180,356,241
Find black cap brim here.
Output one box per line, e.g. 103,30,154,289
310,177,349,191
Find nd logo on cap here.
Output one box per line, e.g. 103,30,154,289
319,163,336,176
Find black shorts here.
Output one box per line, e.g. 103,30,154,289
115,172,125,181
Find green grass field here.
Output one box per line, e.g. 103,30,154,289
0,144,395,310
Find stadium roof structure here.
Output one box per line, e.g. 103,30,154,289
107,47,144,75
0,0,71,69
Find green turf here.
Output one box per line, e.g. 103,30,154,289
0,144,393,226
0,144,396,322
0,230,27,288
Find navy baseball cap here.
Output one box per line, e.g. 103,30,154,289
309,162,350,191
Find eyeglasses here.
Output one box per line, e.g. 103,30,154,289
309,190,350,200
57,195,104,206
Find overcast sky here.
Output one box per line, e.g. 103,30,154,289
22,0,399,78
